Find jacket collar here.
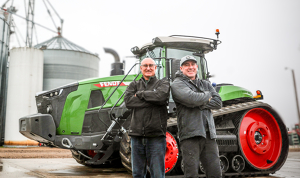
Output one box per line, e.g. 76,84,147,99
141,75,157,83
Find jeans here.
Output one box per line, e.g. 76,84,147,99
180,133,222,178
131,136,166,178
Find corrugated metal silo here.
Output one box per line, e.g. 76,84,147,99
34,35,100,90
4,47,43,146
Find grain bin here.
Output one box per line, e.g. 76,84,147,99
34,35,100,91
4,47,43,146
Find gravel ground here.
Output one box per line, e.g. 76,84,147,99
0,147,72,159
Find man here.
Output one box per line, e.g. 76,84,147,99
171,55,222,178
124,58,170,178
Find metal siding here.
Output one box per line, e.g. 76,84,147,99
4,47,43,145
43,50,99,91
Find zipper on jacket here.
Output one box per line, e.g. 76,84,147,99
188,79,201,92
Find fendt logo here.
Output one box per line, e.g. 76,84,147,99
94,81,130,88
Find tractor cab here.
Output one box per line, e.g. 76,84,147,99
131,35,221,81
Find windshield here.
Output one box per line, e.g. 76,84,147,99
167,48,205,79
138,47,207,80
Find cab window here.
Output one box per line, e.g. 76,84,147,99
167,48,203,79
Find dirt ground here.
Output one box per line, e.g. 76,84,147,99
0,147,72,159
0,145,299,159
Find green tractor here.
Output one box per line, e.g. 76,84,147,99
19,34,289,176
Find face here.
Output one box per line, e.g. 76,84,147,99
140,58,157,80
180,60,198,80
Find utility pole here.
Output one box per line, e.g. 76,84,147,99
286,67,300,125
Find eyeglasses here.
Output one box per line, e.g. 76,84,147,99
141,64,156,68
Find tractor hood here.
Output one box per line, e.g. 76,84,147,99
78,74,141,85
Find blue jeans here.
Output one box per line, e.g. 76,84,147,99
131,136,166,178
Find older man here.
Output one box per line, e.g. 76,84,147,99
171,55,223,178
124,58,170,178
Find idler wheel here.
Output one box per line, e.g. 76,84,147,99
220,155,229,173
231,155,245,172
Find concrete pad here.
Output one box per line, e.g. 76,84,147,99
0,152,299,178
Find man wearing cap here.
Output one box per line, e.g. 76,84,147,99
124,58,170,178
171,55,222,178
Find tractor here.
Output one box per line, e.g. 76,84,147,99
288,123,300,145
19,32,289,177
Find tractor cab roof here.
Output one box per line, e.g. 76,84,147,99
131,35,221,56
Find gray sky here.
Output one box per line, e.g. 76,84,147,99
7,0,300,130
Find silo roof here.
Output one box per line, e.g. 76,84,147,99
34,36,98,57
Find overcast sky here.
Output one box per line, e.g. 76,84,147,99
6,0,300,130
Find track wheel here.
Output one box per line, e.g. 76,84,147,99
220,155,229,173
238,108,283,170
231,155,245,172
165,132,179,173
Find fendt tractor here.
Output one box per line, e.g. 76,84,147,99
19,32,289,177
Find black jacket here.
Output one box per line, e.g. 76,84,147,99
171,71,222,141
124,76,170,137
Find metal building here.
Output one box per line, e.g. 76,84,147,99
4,47,43,146
34,35,100,91
0,9,11,146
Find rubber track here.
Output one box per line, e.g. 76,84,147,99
119,132,132,172
165,171,272,177
167,101,271,127
71,150,86,165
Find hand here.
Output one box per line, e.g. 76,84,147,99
209,97,212,102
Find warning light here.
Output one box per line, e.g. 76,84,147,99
256,90,261,95
215,29,220,39
253,90,263,100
